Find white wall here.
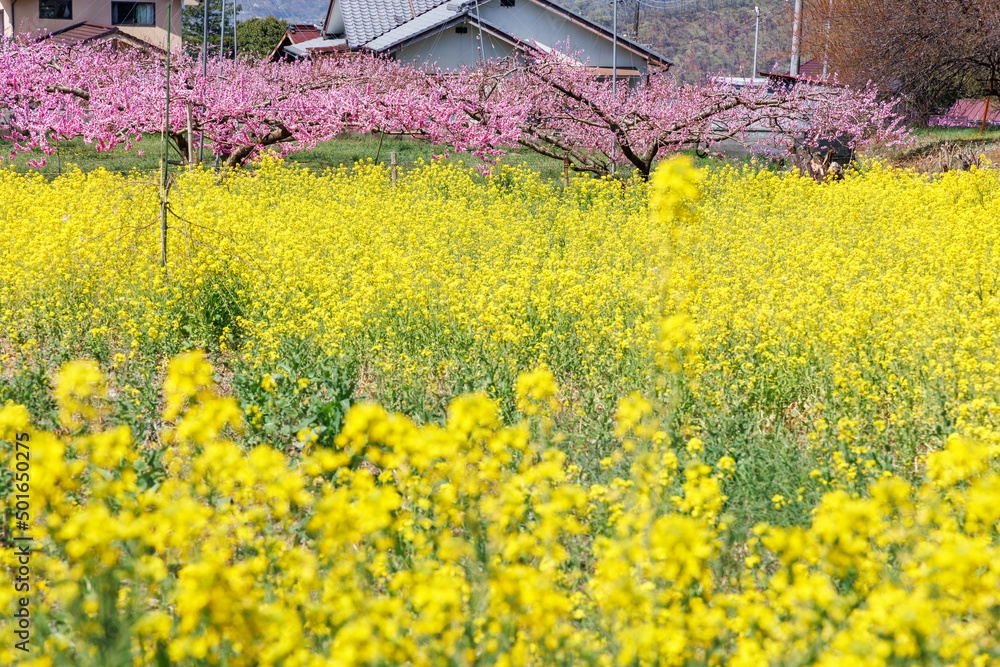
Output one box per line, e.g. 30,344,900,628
395,0,649,73
396,22,514,69
478,0,645,71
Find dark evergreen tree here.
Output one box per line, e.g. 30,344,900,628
236,16,289,60
182,0,243,57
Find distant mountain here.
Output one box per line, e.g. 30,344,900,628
240,0,327,25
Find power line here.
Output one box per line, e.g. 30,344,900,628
634,0,699,9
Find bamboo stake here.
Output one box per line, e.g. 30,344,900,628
391,151,398,186
186,103,194,165
160,5,171,269
199,0,208,162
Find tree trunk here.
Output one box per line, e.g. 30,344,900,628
168,130,191,164
217,126,294,169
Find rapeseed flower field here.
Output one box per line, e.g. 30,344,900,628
1,157,999,665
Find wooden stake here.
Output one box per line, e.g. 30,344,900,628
563,154,570,189
374,130,385,165
983,73,997,136
391,151,397,186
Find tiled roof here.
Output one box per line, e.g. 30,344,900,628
796,58,826,80
42,22,121,46
286,24,323,45
340,0,452,48
766,58,834,84
37,22,167,54
270,24,330,60
284,36,350,57
934,99,1000,126
365,3,465,51
329,0,670,68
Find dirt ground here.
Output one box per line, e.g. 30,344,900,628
867,127,1000,173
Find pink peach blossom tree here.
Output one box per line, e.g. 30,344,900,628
0,38,519,168
447,47,911,178
0,37,909,175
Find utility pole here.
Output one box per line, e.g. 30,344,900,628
752,5,760,84
632,0,640,39
790,0,802,77
611,0,617,178
220,0,227,58
199,0,208,163
821,0,832,79
474,0,485,63
233,1,238,58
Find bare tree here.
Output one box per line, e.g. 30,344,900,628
801,0,1000,123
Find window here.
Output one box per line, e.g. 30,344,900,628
39,0,72,20
455,26,468,34
112,2,156,26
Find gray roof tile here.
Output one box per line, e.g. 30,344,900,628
341,0,453,48
335,0,670,67
365,3,466,51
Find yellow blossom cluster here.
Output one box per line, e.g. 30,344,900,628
0,160,665,416
1,155,1000,664
664,160,1000,492
1,353,999,665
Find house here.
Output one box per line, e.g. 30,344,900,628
931,98,1000,128
268,23,343,61
275,0,670,76
713,76,768,90
1,0,189,51
763,58,834,87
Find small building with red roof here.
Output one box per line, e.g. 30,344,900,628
1,0,192,52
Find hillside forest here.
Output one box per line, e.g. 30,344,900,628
568,0,795,82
